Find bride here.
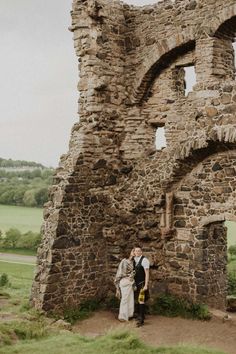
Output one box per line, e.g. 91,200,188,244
114,249,135,322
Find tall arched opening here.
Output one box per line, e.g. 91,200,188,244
169,149,236,309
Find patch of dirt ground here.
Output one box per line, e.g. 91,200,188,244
73,310,236,354
0,298,18,322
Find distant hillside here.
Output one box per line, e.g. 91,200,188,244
0,157,54,208
0,157,45,169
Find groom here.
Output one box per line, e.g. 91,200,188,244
133,246,150,327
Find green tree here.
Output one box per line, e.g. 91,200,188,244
31,169,42,178
35,188,48,207
23,190,37,207
13,187,27,205
0,189,15,204
228,245,236,257
3,228,21,248
16,231,41,250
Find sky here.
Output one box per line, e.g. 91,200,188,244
0,0,160,168
0,0,229,167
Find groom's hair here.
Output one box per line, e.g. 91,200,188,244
134,245,142,250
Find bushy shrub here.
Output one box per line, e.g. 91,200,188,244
63,299,101,324
228,271,236,296
0,273,9,287
3,228,21,248
150,294,211,320
63,307,91,324
228,245,236,257
17,231,41,250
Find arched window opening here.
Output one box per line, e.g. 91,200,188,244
184,66,196,95
213,16,236,80
137,41,196,105
155,126,166,150
225,220,236,311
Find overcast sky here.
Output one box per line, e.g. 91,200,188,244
0,0,188,167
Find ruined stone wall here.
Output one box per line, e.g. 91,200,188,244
169,150,236,308
31,0,236,313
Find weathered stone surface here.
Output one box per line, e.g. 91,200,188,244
31,0,236,314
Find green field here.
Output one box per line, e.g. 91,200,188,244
0,261,34,294
225,221,236,247
0,205,43,234
0,261,35,314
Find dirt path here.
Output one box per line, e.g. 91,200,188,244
74,310,236,354
0,252,36,265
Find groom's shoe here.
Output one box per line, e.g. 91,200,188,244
136,319,144,327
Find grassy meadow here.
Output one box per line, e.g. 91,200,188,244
0,261,35,314
225,221,236,247
0,332,227,354
0,205,43,234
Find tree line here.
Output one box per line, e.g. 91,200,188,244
0,157,45,168
0,159,54,208
0,228,41,251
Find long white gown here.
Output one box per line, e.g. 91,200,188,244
118,277,134,321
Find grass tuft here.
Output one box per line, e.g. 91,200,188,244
0,290,11,299
0,320,49,347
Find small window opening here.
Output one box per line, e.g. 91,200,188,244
233,41,236,76
184,66,196,95
155,127,166,150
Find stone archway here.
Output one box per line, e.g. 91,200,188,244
132,40,196,104
168,149,236,309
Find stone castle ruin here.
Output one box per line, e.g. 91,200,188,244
31,0,236,313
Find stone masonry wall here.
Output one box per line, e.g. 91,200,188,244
31,0,236,313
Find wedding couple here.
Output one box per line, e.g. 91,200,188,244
114,246,150,327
